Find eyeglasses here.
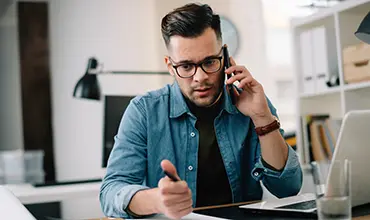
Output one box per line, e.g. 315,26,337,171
169,47,224,78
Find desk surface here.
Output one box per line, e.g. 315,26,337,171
90,202,370,220
194,202,370,220
5,182,101,204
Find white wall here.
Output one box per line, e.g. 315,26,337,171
0,2,24,151
49,0,165,183
48,1,173,217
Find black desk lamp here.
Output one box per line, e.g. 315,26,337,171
73,58,101,100
355,12,370,44
73,57,169,100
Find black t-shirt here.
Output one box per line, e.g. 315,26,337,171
185,95,232,207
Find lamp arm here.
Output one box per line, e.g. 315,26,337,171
87,59,169,75
107,70,169,75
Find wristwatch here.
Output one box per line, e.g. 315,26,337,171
255,116,280,136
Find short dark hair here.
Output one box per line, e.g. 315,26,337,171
161,3,222,47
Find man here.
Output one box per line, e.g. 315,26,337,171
100,3,302,219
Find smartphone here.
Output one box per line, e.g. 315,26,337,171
223,46,236,105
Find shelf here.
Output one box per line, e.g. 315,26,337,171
300,86,341,98
343,81,370,92
291,0,370,28
292,0,370,171
299,81,370,98
291,9,334,28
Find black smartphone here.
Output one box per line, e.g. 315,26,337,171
223,46,236,105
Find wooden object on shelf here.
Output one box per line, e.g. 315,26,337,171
305,114,335,162
343,43,370,83
310,121,327,162
302,114,340,163
318,122,333,160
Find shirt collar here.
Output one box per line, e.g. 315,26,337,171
221,85,239,115
169,82,190,118
169,82,239,118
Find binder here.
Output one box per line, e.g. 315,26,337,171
299,30,315,94
312,26,330,93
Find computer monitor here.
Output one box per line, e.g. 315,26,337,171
102,95,135,167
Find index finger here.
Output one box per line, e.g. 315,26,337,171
224,65,247,75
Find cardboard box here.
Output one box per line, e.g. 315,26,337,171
343,43,370,83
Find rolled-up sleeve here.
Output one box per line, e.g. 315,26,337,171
250,97,303,198
100,98,149,218
251,144,303,198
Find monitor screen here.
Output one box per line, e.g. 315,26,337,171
103,95,135,167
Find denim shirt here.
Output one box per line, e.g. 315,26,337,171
100,82,303,218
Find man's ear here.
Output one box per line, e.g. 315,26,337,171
164,56,175,76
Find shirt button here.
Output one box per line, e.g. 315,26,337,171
253,172,259,177
190,132,195,137
188,165,193,171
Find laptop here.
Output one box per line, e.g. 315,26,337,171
0,186,36,219
240,110,370,213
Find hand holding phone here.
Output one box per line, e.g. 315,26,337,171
223,45,236,105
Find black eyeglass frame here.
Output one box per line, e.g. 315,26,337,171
169,46,225,78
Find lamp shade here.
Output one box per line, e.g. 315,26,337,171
73,74,100,100
73,58,101,100
355,12,370,44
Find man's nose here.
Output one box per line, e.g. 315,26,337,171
192,67,208,82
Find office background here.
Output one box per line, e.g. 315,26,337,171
0,0,369,219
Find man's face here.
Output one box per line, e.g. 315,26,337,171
165,27,224,107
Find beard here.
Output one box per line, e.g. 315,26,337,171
176,71,225,107
188,82,223,107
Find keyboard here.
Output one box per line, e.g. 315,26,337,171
276,199,317,211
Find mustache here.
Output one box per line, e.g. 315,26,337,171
192,83,214,90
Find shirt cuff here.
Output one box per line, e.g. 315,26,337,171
251,144,300,181
261,157,283,172
114,184,150,216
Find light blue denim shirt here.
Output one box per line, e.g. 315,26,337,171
100,81,302,218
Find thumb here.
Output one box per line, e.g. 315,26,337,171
161,159,180,180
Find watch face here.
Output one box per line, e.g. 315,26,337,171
220,16,239,57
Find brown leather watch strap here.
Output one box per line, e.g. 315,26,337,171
255,117,280,136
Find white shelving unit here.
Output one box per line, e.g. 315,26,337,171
291,0,370,166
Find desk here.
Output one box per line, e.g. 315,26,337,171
194,202,370,220
5,182,101,204
90,202,370,220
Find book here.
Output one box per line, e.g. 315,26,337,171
301,114,330,163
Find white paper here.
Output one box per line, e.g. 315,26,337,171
140,212,229,219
